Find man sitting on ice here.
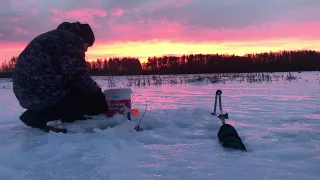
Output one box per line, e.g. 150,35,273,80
12,22,107,133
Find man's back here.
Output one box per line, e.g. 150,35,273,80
12,23,86,110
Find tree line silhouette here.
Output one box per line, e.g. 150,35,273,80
1,50,319,78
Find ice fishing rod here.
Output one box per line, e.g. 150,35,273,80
124,95,148,131
211,90,228,123
211,90,247,152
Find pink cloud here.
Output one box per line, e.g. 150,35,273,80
112,8,124,16
0,0,319,57
198,21,320,42
170,0,192,7
50,8,107,21
10,27,28,35
10,17,22,23
95,19,320,43
1,0,320,65
144,21,185,40
50,8,107,28
0,43,25,51
0,43,26,62
29,8,40,15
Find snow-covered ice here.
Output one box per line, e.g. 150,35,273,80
0,72,319,180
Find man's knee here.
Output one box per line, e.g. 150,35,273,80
20,110,46,129
19,109,60,129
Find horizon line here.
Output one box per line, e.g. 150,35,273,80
2,48,319,63
84,48,320,62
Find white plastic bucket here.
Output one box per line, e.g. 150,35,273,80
103,88,132,117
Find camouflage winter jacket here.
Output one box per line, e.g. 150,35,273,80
12,22,101,110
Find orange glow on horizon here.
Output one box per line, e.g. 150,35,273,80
85,39,320,63
1,39,320,64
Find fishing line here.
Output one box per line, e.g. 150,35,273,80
130,95,148,131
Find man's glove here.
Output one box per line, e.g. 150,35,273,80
85,89,107,116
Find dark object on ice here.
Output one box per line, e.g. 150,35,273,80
211,89,247,151
218,124,247,151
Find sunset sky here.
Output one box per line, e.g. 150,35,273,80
1,0,320,63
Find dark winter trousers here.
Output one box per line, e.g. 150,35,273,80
19,90,107,129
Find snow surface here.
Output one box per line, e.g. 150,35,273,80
0,72,319,180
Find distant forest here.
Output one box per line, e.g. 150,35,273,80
1,50,319,78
